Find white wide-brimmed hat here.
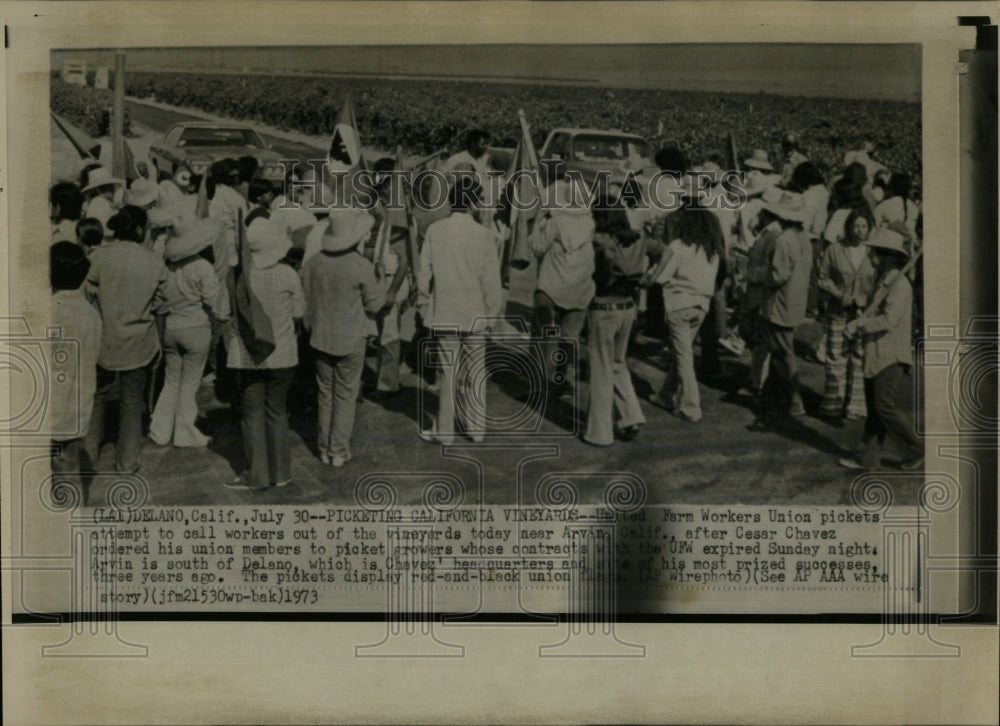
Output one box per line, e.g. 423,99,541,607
126,178,158,208
864,227,908,257
320,209,375,253
761,187,811,224
82,166,125,194
743,149,774,172
165,217,225,262
247,217,292,268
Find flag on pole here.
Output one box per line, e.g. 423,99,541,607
326,95,367,206
328,95,365,174
395,146,421,287
500,109,542,285
51,112,99,162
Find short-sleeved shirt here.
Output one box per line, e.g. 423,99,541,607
227,262,304,370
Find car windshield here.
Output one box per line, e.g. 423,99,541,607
573,135,650,162
177,128,263,148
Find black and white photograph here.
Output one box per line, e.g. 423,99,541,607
3,2,997,724
44,43,928,503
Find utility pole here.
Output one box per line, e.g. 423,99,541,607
111,50,126,178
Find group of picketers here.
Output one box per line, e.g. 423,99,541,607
46,128,923,496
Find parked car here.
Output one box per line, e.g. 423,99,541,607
149,122,286,182
490,128,654,183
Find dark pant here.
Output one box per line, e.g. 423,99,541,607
51,437,92,503
860,364,922,467
533,290,587,388
238,367,295,487
84,363,152,473
697,288,725,378
761,323,803,415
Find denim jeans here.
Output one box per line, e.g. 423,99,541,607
533,290,587,387
661,306,708,421
433,334,487,444
237,367,295,487
315,344,366,459
149,325,211,447
859,364,922,467
585,305,644,445
84,362,152,473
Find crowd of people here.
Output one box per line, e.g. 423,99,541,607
47,128,925,496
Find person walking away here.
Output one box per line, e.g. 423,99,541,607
753,188,813,424
584,195,663,445
529,179,595,397
645,176,724,422
83,206,167,473
817,208,877,421
224,216,305,489
416,183,503,444
302,210,386,466
50,242,102,502
838,227,922,470
148,218,229,448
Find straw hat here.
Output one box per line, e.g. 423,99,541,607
743,149,773,172
320,209,375,253
247,217,292,268
165,218,225,262
147,195,197,229
742,169,781,197
82,166,125,194
864,227,908,257
761,187,811,224
126,178,158,208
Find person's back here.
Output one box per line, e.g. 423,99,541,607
420,211,502,333
87,239,166,370
762,226,812,328
302,246,385,357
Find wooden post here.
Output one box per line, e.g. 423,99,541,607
111,51,126,179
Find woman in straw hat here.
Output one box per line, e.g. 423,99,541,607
225,216,304,489
148,218,229,448
301,209,386,467
839,227,922,471
816,207,877,421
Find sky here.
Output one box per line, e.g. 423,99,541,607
52,44,921,102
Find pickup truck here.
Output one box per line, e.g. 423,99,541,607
149,122,287,182
489,127,654,183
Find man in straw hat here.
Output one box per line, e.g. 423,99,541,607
301,209,386,467
838,227,922,471
750,186,813,424
416,181,503,444
149,218,229,449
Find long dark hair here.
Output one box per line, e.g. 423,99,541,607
592,193,639,246
669,198,725,262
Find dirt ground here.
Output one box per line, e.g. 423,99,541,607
51,114,925,509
